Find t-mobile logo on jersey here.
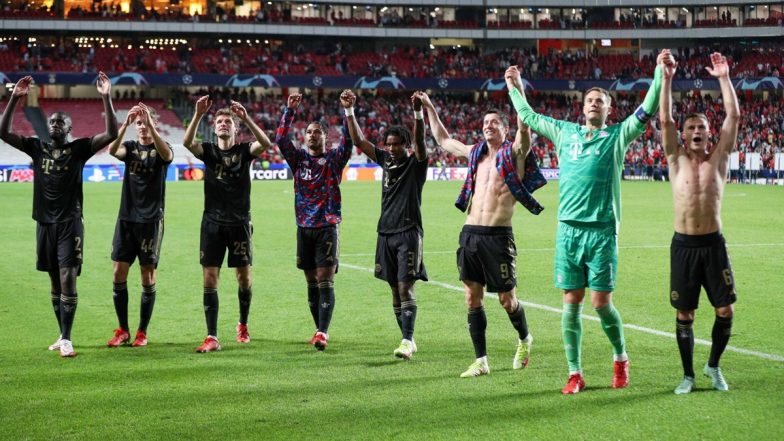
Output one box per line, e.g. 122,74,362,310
568,143,584,160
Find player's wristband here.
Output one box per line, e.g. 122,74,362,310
344,107,354,117
414,110,424,120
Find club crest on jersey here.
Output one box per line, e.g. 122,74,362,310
52,149,62,159
318,158,327,166
223,155,238,167
598,131,609,138
150,150,157,158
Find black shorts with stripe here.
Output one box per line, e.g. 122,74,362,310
670,231,737,310
111,219,164,267
200,218,253,268
457,225,517,293
374,228,428,284
297,225,339,271
36,215,84,273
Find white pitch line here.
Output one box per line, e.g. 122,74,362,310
341,242,784,257
340,262,784,363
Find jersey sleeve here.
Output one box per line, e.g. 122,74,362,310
617,65,663,154
509,88,568,149
196,142,213,165
19,136,40,158
373,147,388,166
274,108,300,170
72,138,95,161
161,142,174,165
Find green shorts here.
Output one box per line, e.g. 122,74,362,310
554,221,617,292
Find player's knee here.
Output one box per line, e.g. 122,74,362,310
397,282,415,302
140,266,155,286
498,293,516,312
59,267,78,292
677,309,695,321
202,269,219,288
112,262,130,283
236,273,252,290
464,293,482,308
715,305,734,318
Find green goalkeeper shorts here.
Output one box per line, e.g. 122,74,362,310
554,221,617,292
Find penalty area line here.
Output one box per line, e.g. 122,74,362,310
341,262,784,363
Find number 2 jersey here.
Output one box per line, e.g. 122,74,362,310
18,137,94,223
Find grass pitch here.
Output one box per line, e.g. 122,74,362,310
1,179,782,440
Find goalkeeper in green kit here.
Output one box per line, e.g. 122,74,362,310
505,50,672,394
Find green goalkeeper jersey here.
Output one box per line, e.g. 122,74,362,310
509,68,661,231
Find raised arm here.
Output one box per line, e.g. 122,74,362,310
108,105,141,160
512,117,531,158
182,95,212,157
340,89,376,162
230,100,271,156
512,118,532,175
618,55,664,146
411,92,426,161
706,52,740,157
273,94,301,164
415,91,471,159
139,103,173,162
505,66,565,143
658,49,680,160
0,76,33,150
90,71,119,152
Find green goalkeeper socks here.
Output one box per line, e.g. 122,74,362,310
595,303,626,357
562,303,583,373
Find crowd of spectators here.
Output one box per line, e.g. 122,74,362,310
4,37,784,81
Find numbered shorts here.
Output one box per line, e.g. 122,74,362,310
554,221,617,291
111,219,164,267
200,218,253,268
670,231,737,310
36,216,83,273
297,225,339,271
374,228,428,284
456,225,516,293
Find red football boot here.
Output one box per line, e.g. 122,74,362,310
612,360,630,389
195,336,221,353
107,328,130,347
561,373,586,395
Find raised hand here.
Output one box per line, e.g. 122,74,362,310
705,52,730,78
138,103,156,127
12,76,33,97
125,105,142,125
287,93,302,110
195,95,212,116
96,71,111,96
504,65,523,91
230,100,248,120
411,92,422,111
659,49,677,80
413,91,434,109
339,89,356,109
